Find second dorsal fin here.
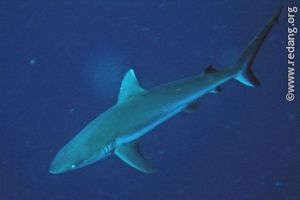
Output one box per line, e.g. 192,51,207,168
204,65,218,74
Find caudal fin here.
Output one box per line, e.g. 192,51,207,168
233,6,283,87
235,66,261,87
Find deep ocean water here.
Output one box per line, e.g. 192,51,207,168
0,1,299,200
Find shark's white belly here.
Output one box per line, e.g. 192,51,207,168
115,105,185,146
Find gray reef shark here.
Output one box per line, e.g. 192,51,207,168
49,8,282,174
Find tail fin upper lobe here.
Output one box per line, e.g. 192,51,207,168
233,6,283,87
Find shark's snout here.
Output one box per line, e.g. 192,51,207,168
49,152,74,174
49,159,63,174
49,159,76,174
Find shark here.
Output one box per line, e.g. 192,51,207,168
49,8,282,174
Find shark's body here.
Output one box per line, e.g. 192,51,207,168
49,8,282,174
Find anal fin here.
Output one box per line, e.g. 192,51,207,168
209,86,223,94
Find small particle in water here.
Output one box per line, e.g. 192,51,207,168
159,2,166,8
158,149,166,155
288,113,295,121
140,26,150,32
153,36,160,43
275,180,283,187
29,59,36,65
69,108,75,113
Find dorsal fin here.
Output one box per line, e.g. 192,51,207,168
118,69,146,103
204,65,218,74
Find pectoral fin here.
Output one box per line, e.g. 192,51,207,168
115,142,157,174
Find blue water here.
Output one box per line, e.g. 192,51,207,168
1,1,299,200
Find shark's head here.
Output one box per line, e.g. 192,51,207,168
49,141,112,174
48,150,83,174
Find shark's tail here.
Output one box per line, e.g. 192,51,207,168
232,6,283,87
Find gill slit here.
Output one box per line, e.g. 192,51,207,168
103,140,116,154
